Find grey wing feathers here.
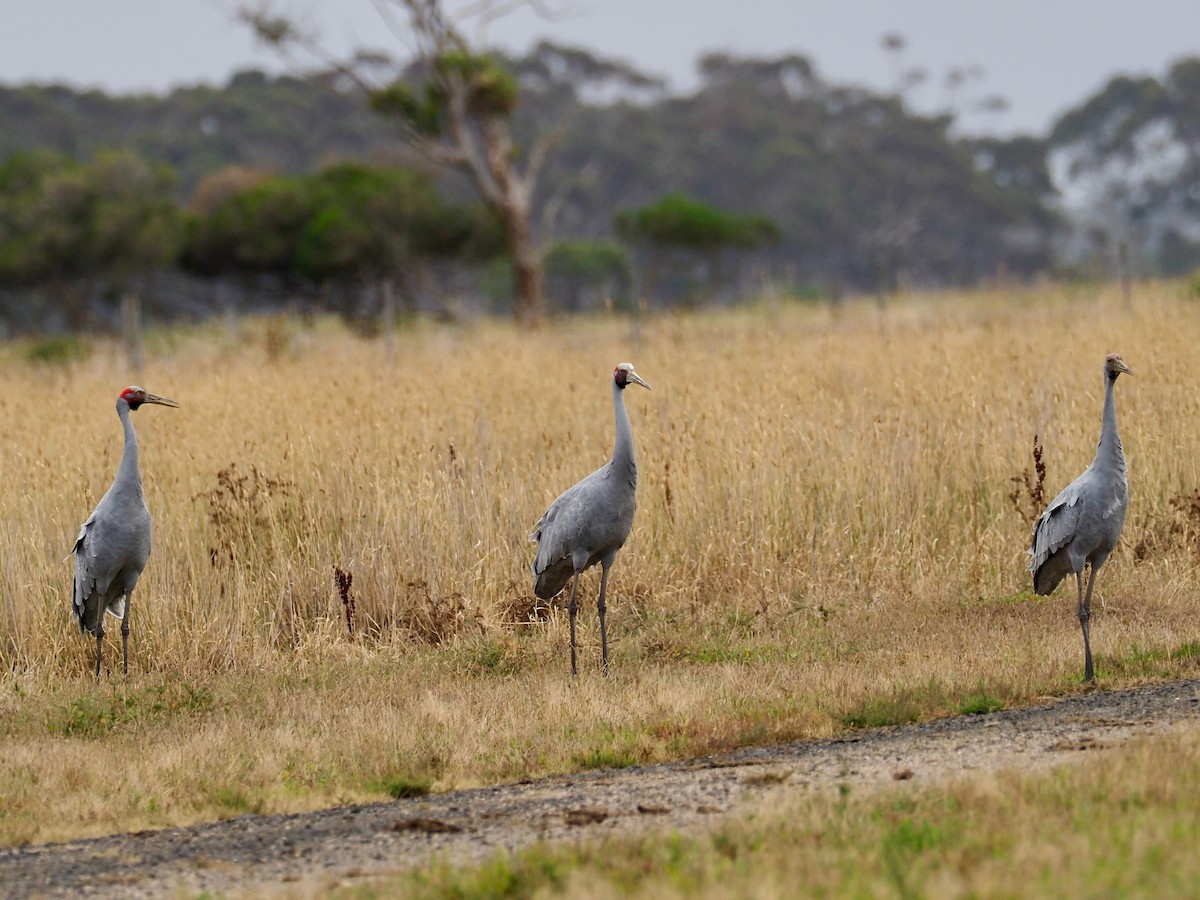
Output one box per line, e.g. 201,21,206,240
71,515,97,631
1028,481,1083,595
530,483,588,600
71,513,124,633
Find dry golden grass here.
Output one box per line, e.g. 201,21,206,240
2,281,1200,844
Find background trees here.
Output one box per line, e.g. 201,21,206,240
181,162,500,320
244,0,568,324
0,150,179,330
616,194,780,304
3,43,1199,333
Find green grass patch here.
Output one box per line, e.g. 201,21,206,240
681,641,776,666
377,844,573,900
209,785,262,815
459,639,524,676
22,334,91,366
374,775,433,800
570,723,643,770
840,681,949,729
1111,640,1200,678
957,691,1004,715
45,681,214,737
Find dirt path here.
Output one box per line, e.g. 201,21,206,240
4,678,1199,898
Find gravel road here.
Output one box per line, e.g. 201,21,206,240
4,678,1199,898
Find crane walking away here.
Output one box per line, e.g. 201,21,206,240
531,363,651,676
1029,354,1133,682
71,386,179,676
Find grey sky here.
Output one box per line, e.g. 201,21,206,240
2,1,1198,136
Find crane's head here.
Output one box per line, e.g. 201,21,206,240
613,362,651,391
1104,354,1133,381
119,386,180,411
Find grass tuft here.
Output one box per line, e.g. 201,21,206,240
957,692,1004,715
840,682,948,729
376,776,434,800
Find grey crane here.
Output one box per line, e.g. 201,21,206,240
1028,354,1133,682
531,362,651,676
71,386,179,676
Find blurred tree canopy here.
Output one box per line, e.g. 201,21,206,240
616,194,779,303
0,44,1061,302
244,0,569,324
543,240,633,313
180,161,502,324
615,194,780,252
181,162,498,283
1044,58,1200,275
0,150,179,327
10,44,1200,327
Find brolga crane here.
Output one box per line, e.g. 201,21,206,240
71,386,179,676
1029,354,1133,682
531,363,651,676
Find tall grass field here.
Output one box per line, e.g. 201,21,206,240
1,282,1199,844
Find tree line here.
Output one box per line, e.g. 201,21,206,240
3,22,1197,332
0,148,779,333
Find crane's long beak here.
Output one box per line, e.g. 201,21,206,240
627,372,652,391
143,392,180,408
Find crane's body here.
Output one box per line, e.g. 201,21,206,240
531,363,650,675
1029,354,1132,682
72,386,178,675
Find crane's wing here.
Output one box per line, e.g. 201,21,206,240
71,511,125,633
530,481,589,600
1028,477,1085,594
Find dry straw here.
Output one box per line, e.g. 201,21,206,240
1,283,1199,842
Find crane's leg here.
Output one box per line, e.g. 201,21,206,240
120,594,131,676
93,601,105,678
1081,566,1099,682
567,574,580,677
598,564,611,677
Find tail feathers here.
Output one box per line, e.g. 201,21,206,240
1032,549,1073,596
534,558,574,601
74,595,125,635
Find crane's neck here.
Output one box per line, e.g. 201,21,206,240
610,380,637,483
116,400,144,497
1095,372,1125,471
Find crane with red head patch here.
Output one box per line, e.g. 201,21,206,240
119,385,180,411
71,385,179,676
530,362,651,675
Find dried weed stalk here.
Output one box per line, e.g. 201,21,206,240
1008,433,1046,523
334,567,355,636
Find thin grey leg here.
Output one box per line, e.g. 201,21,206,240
598,564,611,677
1081,566,1098,682
121,595,131,676
567,574,580,677
94,602,105,678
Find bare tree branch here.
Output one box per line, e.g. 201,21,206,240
459,0,573,44
525,123,567,186
239,0,548,322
